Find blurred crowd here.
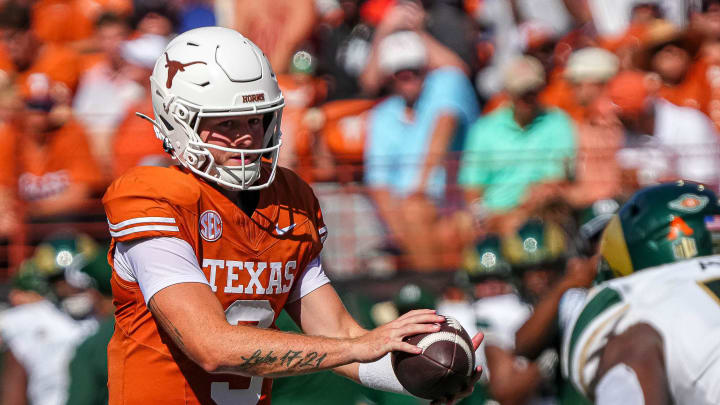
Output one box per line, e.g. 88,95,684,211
2,0,720,404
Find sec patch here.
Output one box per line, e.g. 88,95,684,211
200,210,223,242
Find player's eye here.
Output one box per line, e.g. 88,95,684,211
217,120,234,129
248,118,262,127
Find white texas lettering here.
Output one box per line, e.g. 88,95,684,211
224,260,244,294
202,259,223,292
283,261,296,293
244,262,266,294
204,259,297,296
267,262,283,294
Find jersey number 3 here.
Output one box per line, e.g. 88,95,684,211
211,300,274,405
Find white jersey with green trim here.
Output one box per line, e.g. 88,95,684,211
561,254,720,404
0,300,97,405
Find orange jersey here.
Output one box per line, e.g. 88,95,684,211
103,165,327,405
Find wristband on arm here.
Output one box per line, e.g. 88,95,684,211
358,354,411,395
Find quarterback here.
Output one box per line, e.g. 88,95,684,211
561,182,720,405
102,26,482,405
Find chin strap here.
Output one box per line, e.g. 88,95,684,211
135,112,175,153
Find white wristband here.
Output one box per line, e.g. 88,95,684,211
358,354,411,395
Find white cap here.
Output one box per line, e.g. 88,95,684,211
565,47,619,83
503,56,545,96
121,34,168,69
378,30,427,75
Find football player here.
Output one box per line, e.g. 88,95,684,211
103,26,483,405
562,181,720,404
0,232,102,405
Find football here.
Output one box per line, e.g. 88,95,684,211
391,316,476,400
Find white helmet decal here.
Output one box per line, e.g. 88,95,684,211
140,26,285,191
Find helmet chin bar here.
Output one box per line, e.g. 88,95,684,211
187,139,282,191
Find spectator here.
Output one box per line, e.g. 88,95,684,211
0,77,104,220
276,50,328,178
130,0,178,38
73,13,138,176
459,56,576,234
634,20,706,111
562,48,625,207
110,33,171,179
562,47,619,123
364,29,479,271
0,2,82,93
690,0,720,128
30,0,132,51
359,0,470,96
609,70,720,188
231,0,316,73
586,0,685,39
314,0,373,100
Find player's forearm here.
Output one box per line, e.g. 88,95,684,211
148,292,361,378
514,280,571,358
208,324,360,377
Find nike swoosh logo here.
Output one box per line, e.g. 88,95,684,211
275,223,296,235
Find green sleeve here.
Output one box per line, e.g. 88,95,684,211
544,111,578,181
67,339,104,405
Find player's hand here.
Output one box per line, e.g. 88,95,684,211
351,309,445,363
430,332,484,405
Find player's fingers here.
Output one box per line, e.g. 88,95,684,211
392,341,424,355
471,331,484,350
395,322,441,339
395,313,445,327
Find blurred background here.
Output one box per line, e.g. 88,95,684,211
0,0,719,404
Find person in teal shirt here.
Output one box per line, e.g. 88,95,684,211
459,56,576,216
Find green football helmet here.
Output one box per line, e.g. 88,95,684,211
502,219,568,273
598,181,720,280
10,261,51,296
460,235,513,283
24,231,112,296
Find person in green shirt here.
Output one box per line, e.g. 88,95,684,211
459,56,576,232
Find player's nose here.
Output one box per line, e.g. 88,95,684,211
230,133,254,148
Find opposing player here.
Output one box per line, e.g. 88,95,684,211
561,181,720,404
103,26,482,405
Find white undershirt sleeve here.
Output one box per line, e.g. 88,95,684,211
113,237,210,304
287,256,331,303
114,238,329,305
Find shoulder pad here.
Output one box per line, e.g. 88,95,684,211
103,167,200,243
104,166,201,206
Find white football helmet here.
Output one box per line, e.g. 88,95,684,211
143,26,284,190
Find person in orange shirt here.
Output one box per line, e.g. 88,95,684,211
0,78,103,221
634,20,707,112
0,2,82,94
31,0,132,50
231,0,315,74
104,26,483,405
275,50,327,181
